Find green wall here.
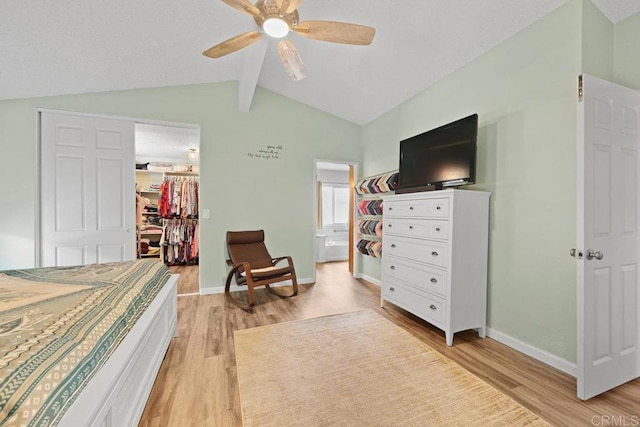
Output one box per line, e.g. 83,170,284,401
0,82,362,288
359,0,638,363
361,0,583,361
581,0,614,79
614,11,640,89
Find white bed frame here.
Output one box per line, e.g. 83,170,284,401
59,274,178,427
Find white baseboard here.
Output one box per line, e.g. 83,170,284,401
357,274,381,287
486,327,577,377
200,277,315,295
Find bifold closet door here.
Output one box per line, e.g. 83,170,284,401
38,111,136,267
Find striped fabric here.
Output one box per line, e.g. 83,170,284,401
0,260,170,427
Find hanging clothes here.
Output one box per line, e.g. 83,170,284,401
158,176,199,219
161,219,199,265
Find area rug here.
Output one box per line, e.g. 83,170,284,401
234,309,550,426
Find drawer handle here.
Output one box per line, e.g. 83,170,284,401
409,225,413,229
430,278,437,283
389,207,393,211
429,304,437,310
410,206,414,210
388,224,392,227
390,265,396,270
431,251,439,257
389,287,395,292
436,206,442,211
435,227,441,232
391,244,396,248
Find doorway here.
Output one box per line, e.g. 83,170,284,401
135,123,200,296
314,160,357,279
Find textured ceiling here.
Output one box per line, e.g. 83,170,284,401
135,123,200,163
1,0,639,125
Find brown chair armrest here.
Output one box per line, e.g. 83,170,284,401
272,256,293,267
229,260,257,273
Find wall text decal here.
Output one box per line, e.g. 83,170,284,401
248,144,283,160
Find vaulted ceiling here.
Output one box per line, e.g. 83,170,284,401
2,0,639,125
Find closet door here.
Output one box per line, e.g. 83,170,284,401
38,111,136,267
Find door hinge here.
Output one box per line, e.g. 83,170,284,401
578,75,583,102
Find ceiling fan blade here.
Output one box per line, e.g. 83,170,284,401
278,39,307,81
293,20,375,45
202,31,263,58
220,0,261,17
284,0,302,14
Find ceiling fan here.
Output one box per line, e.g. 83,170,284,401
202,0,376,81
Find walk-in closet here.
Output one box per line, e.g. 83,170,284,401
135,123,200,295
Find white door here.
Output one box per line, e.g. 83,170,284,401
576,74,640,400
39,111,136,267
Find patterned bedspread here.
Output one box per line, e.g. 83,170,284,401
0,260,171,427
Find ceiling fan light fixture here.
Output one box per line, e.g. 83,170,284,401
278,39,307,81
263,17,290,38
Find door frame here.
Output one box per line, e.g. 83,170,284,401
35,108,201,274
312,159,359,282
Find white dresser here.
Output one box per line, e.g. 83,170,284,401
381,189,490,345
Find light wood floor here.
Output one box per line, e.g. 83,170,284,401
168,265,199,295
140,262,639,426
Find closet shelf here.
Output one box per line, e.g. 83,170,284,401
358,214,382,220
358,234,381,241
140,230,163,235
164,171,199,177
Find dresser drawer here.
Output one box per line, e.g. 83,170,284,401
383,236,449,268
385,218,449,240
382,278,446,326
383,257,447,296
384,198,449,218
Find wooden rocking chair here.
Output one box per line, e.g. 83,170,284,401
224,230,298,310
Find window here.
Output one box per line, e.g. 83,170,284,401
321,183,349,230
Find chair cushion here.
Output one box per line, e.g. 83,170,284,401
229,244,273,269
240,265,293,279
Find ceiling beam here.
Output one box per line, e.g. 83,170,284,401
238,37,269,112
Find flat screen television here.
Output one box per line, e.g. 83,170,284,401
397,114,478,194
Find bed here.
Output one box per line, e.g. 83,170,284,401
0,259,178,427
